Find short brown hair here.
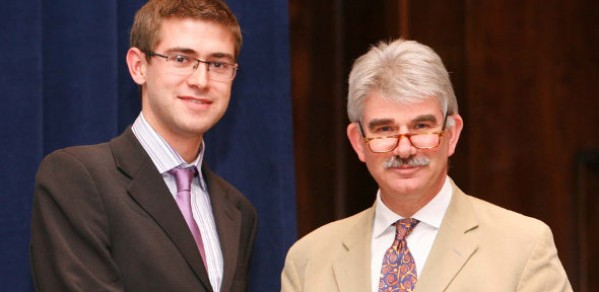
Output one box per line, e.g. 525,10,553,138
130,0,242,59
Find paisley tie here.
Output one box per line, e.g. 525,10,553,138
378,218,420,292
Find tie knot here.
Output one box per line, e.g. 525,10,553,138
169,167,197,193
394,218,419,241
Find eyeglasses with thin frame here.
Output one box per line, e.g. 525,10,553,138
358,117,447,153
144,51,238,81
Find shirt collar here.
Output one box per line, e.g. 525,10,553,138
131,113,205,174
373,176,453,238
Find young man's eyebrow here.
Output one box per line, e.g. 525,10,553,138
163,48,235,62
209,52,235,62
163,47,196,54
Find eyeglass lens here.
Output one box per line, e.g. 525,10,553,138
369,133,440,152
160,54,236,81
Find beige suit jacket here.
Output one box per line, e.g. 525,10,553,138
281,182,572,292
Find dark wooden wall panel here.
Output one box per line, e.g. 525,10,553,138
578,153,599,292
289,1,599,290
463,3,599,289
290,0,343,236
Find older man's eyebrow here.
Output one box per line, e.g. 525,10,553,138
367,118,395,130
411,114,438,124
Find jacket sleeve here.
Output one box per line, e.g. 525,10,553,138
30,149,124,292
516,224,573,292
281,244,303,292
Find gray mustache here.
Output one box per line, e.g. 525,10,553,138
383,156,430,169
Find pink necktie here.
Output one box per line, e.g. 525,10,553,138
378,218,419,292
170,167,206,267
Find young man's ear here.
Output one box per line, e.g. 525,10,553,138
126,47,147,85
347,122,367,162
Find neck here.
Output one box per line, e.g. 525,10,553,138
141,112,203,164
171,137,202,163
380,177,446,218
155,130,202,164
380,193,428,218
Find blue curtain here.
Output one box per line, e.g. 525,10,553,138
0,1,296,291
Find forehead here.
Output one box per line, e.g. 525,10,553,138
155,18,236,58
361,93,444,123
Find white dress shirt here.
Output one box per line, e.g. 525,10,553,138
132,113,223,291
370,176,453,292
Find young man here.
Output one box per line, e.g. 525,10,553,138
281,39,572,292
30,1,257,291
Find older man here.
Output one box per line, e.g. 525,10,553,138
281,39,572,292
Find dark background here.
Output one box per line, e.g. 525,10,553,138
1,0,598,291
290,1,598,291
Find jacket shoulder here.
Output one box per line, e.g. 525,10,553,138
465,194,550,235
38,142,113,175
287,208,371,256
203,167,256,215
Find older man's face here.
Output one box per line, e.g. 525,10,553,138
347,93,463,209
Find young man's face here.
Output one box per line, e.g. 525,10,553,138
347,92,463,206
129,17,237,143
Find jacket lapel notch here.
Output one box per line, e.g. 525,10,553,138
332,209,374,292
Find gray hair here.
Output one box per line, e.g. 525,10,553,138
347,39,458,124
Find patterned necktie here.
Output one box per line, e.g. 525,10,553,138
170,167,206,267
378,218,420,292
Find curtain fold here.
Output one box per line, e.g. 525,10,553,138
0,1,295,291
41,0,120,150
1,1,43,291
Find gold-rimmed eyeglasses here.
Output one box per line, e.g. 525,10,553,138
144,51,238,81
358,122,445,153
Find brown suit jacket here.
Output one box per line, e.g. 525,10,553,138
281,181,572,292
30,128,257,292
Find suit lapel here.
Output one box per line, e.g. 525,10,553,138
332,208,374,292
415,183,479,292
111,129,213,291
203,166,242,292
